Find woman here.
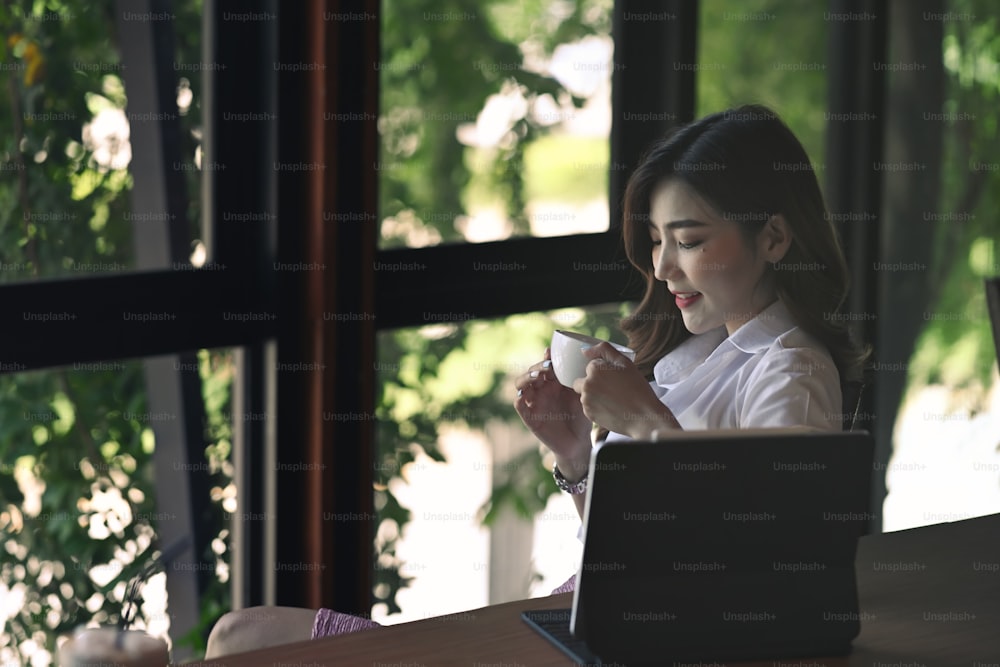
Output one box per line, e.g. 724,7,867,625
516,104,864,520
205,104,866,657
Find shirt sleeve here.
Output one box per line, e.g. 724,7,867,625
737,346,842,431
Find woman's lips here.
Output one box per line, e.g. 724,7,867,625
673,291,702,309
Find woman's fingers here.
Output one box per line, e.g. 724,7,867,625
529,359,553,380
514,359,554,392
515,363,568,413
581,341,630,368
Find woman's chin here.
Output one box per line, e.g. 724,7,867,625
680,315,722,336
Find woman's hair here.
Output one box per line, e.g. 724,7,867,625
620,103,867,384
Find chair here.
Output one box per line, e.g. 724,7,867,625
842,380,866,432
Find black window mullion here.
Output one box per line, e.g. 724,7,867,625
375,234,639,329
1,270,275,371
206,0,278,303
610,0,697,211
824,0,888,534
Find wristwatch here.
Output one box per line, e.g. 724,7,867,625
553,463,588,495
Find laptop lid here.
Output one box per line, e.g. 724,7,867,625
570,429,875,663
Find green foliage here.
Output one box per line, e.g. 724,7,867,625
0,1,133,280
1,1,226,664
908,0,1000,396
1,354,233,665
697,0,828,167
1,362,155,663
378,0,611,247
520,136,608,205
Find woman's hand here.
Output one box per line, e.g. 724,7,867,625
573,342,680,439
514,348,593,469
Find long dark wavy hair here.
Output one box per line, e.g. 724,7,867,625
620,104,867,384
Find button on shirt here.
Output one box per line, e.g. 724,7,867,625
605,299,843,443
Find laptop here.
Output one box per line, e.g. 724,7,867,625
523,429,876,665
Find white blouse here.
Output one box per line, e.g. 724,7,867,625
605,299,843,443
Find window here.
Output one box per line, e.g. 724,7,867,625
1,1,207,283
0,349,235,663
1,3,278,663
369,0,697,620
374,303,628,618
378,0,614,249
880,0,1000,531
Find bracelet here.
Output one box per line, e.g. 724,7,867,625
553,463,588,495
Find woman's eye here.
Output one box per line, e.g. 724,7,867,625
650,239,662,247
678,240,702,250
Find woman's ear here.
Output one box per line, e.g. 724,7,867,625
759,214,792,263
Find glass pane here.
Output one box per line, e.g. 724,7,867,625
881,0,1000,531
0,348,234,664
372,302,630,622
378,0,613,249
697,0,828,166
0,2,205,283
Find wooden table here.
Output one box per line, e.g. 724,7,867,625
186,514,1000,666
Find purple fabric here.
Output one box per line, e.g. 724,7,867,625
550,574,576,594
311,609,381,639
310,574,578,639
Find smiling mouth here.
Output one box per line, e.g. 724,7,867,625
673,291,702,309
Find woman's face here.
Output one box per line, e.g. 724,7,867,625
648,179,780,336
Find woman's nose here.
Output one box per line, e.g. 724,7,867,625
653,247,680,282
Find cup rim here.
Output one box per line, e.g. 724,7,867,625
553,329,635,358
554,329,604,344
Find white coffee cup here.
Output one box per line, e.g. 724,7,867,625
550,330,636,388
58,627,169,667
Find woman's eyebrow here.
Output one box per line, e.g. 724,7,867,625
666,218,709,230
647,218,709,231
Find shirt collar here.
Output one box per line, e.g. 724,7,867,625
653,326,727,385
651,299,797,386
725,299,797,354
